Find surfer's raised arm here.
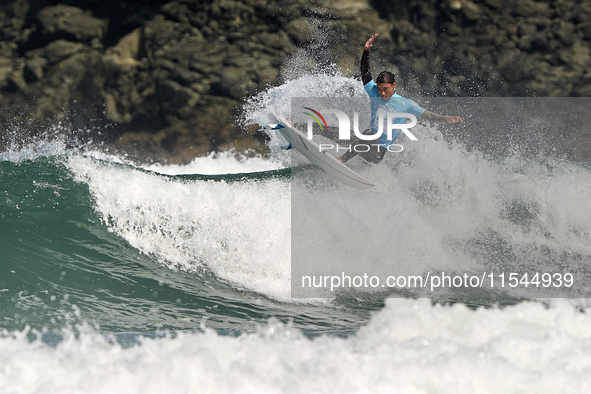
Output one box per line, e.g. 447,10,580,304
338,34,463,164
361,34,378,85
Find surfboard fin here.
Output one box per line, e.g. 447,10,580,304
281,144,292,150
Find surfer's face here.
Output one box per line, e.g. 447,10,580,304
377,82,396,100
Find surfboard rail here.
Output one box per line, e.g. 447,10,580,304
272,114,374,189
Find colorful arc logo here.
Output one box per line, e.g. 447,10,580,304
303,107,328,132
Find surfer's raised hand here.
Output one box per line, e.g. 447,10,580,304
364,34,378,51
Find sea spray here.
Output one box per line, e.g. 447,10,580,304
2,299,591,393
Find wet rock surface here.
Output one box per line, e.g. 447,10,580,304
0,0,590,161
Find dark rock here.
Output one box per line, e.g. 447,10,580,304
553,21,576,46
4,68,27,93
161,2,192,24
0,57,13,87
24,56,48,82
285,18,312,44
158,80,199,110
483,0,503,10
1,0,591,162
461,0,482,22
580,22,591,40
37,5,107,43
254,66,278,85
557,41,590,69
572,83,591,96
513,0,551,18
211,67,251,98
42,40,85,65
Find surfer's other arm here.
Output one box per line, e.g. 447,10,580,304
422,111,463,124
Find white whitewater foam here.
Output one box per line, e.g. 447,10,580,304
66,119,591,301
242,74,367,128
0,140,69,163
142,151,285,176
288,120,591,297
2,299,591,394
241,73,368,162
68,154,293,301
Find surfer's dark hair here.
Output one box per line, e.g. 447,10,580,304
376,71,395,84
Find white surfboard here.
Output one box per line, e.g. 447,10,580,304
271,114,374,189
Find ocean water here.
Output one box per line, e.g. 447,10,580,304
2,75,591,393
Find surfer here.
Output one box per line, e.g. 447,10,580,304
339,33,463,164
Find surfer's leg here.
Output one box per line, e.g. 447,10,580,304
339,150,358,163
341,129,385,163
359,145,387,163
321,126,342,141
338,129,369,162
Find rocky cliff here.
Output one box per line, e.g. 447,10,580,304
1,0,590,162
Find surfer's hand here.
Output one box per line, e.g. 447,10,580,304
446,116,463,124
364,34,378,51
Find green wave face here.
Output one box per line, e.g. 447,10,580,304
0,157,367,339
